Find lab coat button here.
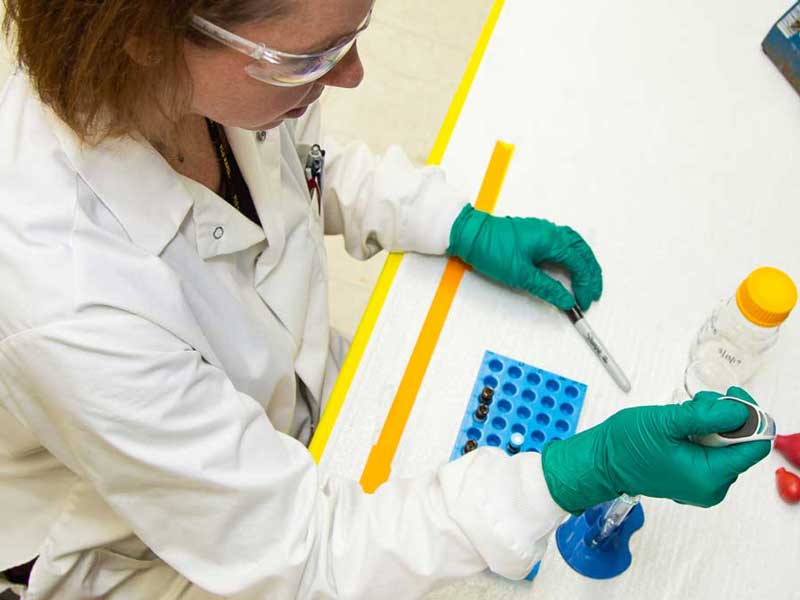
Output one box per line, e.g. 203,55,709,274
256,131,267,142
213,226,224,240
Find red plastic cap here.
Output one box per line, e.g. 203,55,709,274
776,467,800,504
775,434,800,470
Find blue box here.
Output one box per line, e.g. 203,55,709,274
450,350,587,461
763,2,800,95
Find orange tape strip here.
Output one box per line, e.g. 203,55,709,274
360,141,515,493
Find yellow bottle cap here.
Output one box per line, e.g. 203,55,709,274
736,267,798,328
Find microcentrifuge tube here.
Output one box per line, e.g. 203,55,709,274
507,433,524,455
591,494,640,546
462,440,478,455
479,387,494,405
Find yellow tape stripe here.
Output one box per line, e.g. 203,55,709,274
428,0,507,166
309,0,507,462
308,254,402,461
360,141,514,493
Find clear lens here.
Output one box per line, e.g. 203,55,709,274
192,9,372,87
246,39,355,86
192,9,370,88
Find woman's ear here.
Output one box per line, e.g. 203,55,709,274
124,36,162,66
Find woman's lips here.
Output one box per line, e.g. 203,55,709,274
284,89,324,118
285,106,308,118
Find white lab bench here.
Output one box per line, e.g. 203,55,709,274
317,1,800,597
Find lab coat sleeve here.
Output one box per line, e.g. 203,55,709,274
0,309,566,599
292,103,469,259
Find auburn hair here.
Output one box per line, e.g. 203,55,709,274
1,0,288,145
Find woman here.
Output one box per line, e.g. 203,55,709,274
0,1,768,598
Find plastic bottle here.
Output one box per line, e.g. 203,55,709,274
691,267,797,383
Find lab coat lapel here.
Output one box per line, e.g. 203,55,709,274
70,177,224,372
225,127,285,285
225,125,330,402
226,126,307,346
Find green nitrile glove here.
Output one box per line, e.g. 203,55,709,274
446,204,603,310
541,388,771,514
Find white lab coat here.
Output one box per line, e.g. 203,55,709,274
0,72,565,600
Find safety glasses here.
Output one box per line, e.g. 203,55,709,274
189,10,372,87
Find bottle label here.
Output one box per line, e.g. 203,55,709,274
693,319,756,382
716,346,744,368
691,298,776,385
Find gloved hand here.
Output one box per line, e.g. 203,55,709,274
446,204,602,310
541,387,772,513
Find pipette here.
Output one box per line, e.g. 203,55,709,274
690,395,776,447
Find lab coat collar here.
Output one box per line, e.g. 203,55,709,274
49,111,276,260
49,119,194,257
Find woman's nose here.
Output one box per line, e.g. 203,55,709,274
319,44,364,89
